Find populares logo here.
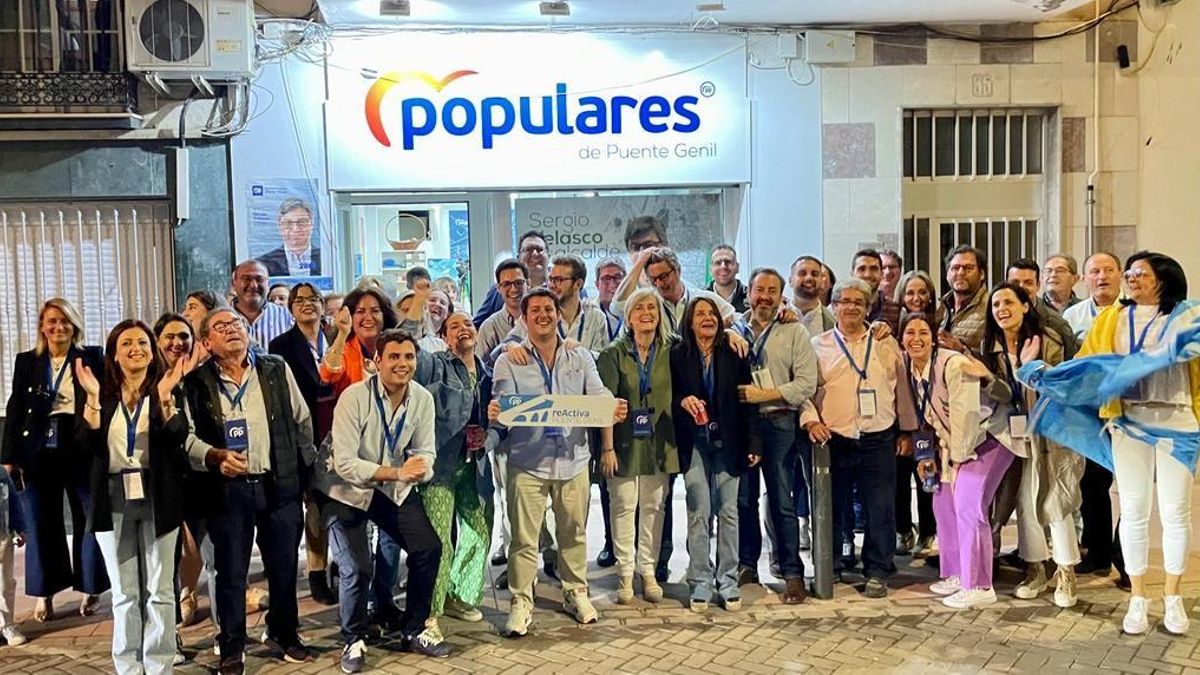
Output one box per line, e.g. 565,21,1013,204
364,69,702,150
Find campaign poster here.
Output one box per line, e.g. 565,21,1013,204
246,178,333,290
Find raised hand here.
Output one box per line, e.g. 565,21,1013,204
1019,335,1042,365
74,358,100,398
335,306,353,336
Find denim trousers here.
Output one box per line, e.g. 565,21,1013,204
683,438,740,602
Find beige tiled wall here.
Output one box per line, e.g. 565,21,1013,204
819,23,1139,274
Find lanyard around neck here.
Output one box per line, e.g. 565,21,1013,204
833,329,873,381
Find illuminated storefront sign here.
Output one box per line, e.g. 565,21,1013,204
326,32,750,190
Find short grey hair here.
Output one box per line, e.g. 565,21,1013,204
831,278,872,304
595,256,627,274
278,198,312,219
1045,253,1078,275
199,307,244,339
625,286,674,343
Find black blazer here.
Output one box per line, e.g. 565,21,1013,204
2,346,103,475
80,390,188,537
268,324,325,441
670,342,760,476
256,246,322,277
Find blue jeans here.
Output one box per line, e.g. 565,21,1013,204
830,429,898,580
370,532,403,613
683,439,739,602
794,436,814,519
737,414,805,578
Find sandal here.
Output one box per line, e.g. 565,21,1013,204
33,597,55,622
80,594,100,617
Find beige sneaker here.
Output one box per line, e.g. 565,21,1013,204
1014,563,1047,600
563,588,598,624
616,576,634,605
443,597,483,622
1053,565,1077,608
505,598,533,638
640,574,663,603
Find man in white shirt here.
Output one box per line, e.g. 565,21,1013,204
1061,251,1126,582
318,330,450,668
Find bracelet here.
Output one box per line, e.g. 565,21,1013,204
602,447,615,454
85,402,101,411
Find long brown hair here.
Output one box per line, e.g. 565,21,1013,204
102,320,163,404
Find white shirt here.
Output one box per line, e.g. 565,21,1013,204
1062,296,1116,341
318,377,436,511
287,246,314,276
1115,302,1200,431
107,397,150,473
49,355,75,415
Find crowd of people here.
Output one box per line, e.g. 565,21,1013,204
0,214,1196,675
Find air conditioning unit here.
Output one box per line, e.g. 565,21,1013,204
125,0,256,81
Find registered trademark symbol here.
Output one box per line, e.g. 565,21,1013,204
699,81,715,98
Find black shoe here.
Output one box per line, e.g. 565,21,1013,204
404,629,452,658
491,549,507,566
596,547,616,568
999,551,1024,569
656,561,669,583
262,631,312,663
736,566,759,587
1075,559,1112,576
309,571,337,606
543,560,559,582
218,653,245,675
368,606,405,633
495,569,509,590
1116,571,1132,590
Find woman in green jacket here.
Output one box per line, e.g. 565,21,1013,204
596,286,679,604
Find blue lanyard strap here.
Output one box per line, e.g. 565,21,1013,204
905,357,933,423
374,384,408,463
701,353,715,400
998,339,1025,414
557,312,586,342
217,351,256,412
122,396,146,459
312,330,326,360
46,355,70,398
607,313,623,341
745,319,777,368
833,330,873,381
532,344,557,394
632,341,657,403
1127,306,1165,354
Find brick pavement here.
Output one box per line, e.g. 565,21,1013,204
3,490,1200,673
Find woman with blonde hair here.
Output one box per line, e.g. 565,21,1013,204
596,286,678,604
1,298,109,621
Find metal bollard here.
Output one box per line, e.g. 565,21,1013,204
811,441,834,599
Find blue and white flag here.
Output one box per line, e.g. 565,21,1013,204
1018,303,1200,473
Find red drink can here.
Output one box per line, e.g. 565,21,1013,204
694,401,709,426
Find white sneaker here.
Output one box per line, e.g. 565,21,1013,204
1165,595,1190,635
1014,563,1047,600
1053,565,1078,609
1123,596,1150,635
929,576,961,596
798,518,812,551
942,587,997,610
505,599,533,638
562,588,598,624
2,626,27,646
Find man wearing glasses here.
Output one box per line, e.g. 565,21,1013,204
801,279,917,599
257,199,321,277
935,245,989,353
504,254,610,356
1041,253,1081,314
472,231,551,328
182,308,315,673
594,257,628,343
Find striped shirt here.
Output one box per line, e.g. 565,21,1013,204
238,301,294,350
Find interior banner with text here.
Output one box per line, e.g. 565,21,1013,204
325,32,750,190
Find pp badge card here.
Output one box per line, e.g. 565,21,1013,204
498,394,618,428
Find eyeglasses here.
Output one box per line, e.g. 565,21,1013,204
519,244,546,255
598,274,625,284
498,279,528,291
279,218,312,230
292,295,322,306
1124,269,1153,281
835,299,868,308
548,275,577,285
948,264,978,273
649,269,676,284
209,319,245,335
712,259,737,267
1044,266,1072,276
